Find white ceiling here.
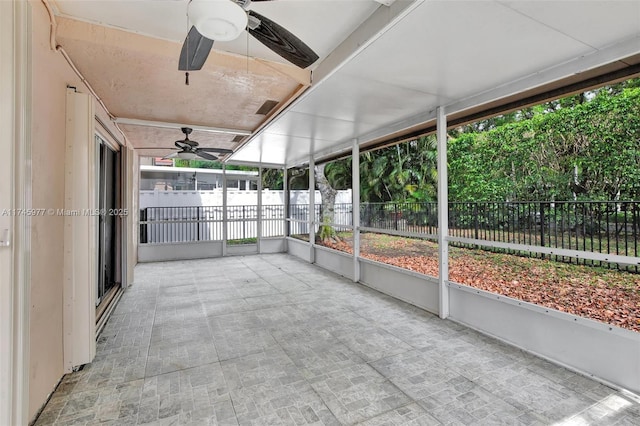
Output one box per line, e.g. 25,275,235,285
230,0,640,167
50,1,640,167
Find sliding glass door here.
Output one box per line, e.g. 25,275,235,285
96,136,120,310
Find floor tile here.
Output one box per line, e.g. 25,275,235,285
263,274,313,293
146,339,219,377
278,334,365,381
230,380,339,426
310,364,412,424
370,350,461,401
331,326,413,363
202,298,251,317
220,348,303,391
212,327,279,361
137,363,234,425
358,403,441,425
33,254,640,426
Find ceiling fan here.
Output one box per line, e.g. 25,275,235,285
179,0,319,73
137,127,234,161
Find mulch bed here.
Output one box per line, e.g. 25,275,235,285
321,234,640,332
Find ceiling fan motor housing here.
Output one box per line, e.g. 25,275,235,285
188,0,248,42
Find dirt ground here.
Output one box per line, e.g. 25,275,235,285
320,232,640,332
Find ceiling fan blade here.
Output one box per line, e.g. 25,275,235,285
178,26,214,71
247,10,319,69
176,140,198,149
162,152,179,159
198,147,234,154
196,151,219,161
135,147,175,150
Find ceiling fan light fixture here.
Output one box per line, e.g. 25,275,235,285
188,0,248,42
177,151,198,160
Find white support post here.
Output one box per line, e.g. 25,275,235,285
352,139,360,282
283,167,289,247
222,165,227,256
257,167,262,253
0,1,30,423
308,156,315,263
437,106,450,318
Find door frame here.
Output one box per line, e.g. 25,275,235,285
0,0,32,424
95,134,124,326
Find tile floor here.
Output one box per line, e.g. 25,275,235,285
35,254,640,425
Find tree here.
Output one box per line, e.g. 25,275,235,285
262,168,283,190
356,136,439,203
315,163,340,242
174,159,221,169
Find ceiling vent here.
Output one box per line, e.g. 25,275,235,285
231,135,245,143
256,100,279,115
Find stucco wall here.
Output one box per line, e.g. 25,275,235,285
28,1,126,419
139,189,353,208
30,2,70,417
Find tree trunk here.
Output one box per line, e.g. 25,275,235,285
315,163,338,242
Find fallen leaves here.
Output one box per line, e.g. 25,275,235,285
320,233,640,332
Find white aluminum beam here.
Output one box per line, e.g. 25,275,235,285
312,0,422,84
115,117,251,136
447,236,640,267
308,156,315,263
352,139,360,283
358,226,437,241
437,106,449,319
257,167,262,253
283,166,289,244
222,165,228,256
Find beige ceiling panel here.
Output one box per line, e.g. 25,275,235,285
55,17,309,133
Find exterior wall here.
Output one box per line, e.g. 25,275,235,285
314,245,354,279
28,1,127,419
359,258,439,315
139,189,352,208
138,241,224,262
29,3,70,416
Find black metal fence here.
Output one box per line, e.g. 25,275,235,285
361,202,438,234
361,200,639,270
141,201,639,270
449,201,639,263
